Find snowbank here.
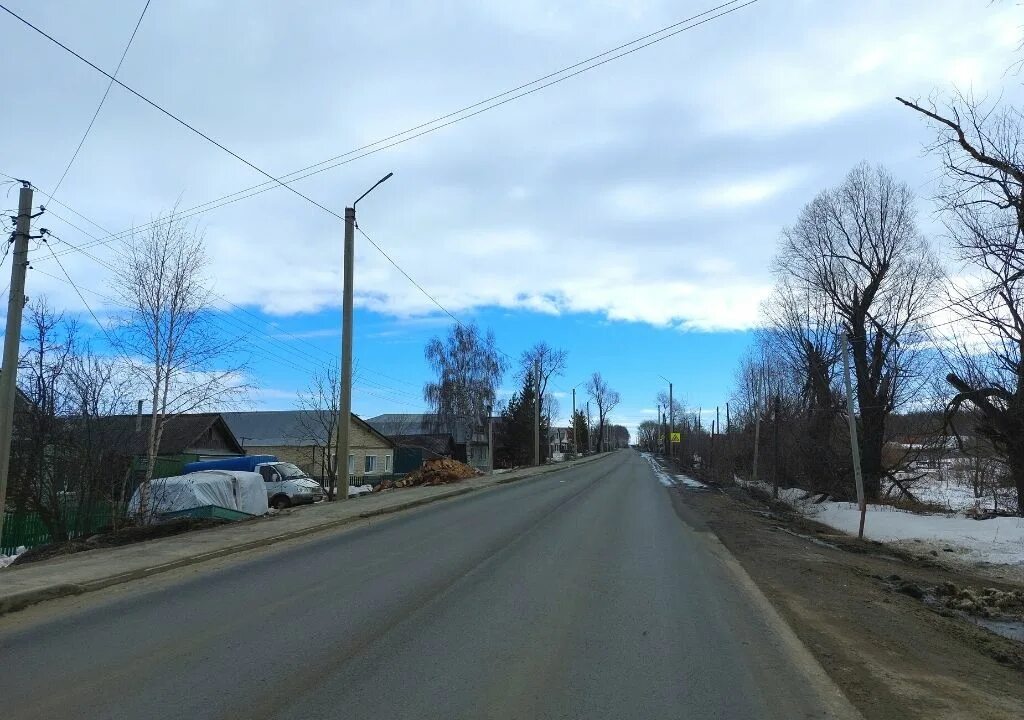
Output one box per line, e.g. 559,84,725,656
735,476,1024,567
0,545,26,569
640,453,706,489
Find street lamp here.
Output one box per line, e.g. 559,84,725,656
337,172,393,500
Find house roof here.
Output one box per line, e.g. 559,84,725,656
222,410,393,449
391,433,455,457
367,413,439,436
368,413,485,443
89,413,243,456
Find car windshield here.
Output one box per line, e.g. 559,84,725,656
273,463,308,480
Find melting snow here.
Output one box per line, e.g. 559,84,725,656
640,453,706,490
735,477,1024,567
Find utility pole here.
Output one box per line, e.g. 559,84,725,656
338,173,392,501
586,401,591,453
772,394,781,500
533,360,541,466
752,407,761,484
842,332,867,538
668,382,674,461
571,387,576,456
0,184,34,542
726,402,730,434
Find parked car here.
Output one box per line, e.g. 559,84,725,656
183,455,324,509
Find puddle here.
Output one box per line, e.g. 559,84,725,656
973,617,1024,643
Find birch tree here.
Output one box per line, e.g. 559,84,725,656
113,212,245,518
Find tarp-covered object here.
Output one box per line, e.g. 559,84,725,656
129,470,269,519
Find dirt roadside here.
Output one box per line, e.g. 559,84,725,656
670,479,1024,720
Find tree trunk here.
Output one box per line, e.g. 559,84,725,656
1008,442,1024,517
859,405,885,499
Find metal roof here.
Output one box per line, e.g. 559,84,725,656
221,410,393,448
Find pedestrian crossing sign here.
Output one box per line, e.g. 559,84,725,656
670,432,681,443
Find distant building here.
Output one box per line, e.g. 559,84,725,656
222,410,394,482
367,413,491,472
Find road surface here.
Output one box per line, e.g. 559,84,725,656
0,451,853,719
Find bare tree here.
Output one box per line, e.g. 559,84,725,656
637,420,660,451
113,212,246,518
10,299,135,538
519,342,567,433
424,323,507,446
900,94,1024,513
294,367,341,499
776,163,942,497
586,372,620,452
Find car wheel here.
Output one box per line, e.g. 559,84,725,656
271,495,291,510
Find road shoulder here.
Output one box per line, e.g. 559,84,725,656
670,481,1024,720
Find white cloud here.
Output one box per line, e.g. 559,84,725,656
5,0,1022,336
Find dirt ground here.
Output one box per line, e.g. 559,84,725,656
10,517,232,566
670,477,1024,720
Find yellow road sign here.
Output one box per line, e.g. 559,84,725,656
670,432,681,443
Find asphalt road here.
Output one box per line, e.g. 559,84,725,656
0,451,853,719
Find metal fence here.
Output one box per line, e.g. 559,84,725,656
1,505,122,556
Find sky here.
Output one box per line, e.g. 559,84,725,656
1,0,1022,438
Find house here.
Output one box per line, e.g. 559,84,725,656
547,426,571,459
367,413,491,472
222,410,395,482
90,412,244,479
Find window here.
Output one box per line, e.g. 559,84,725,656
365,455,377,473
384,455,391,473
348,454,354,473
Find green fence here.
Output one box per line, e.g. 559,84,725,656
2,505,122,556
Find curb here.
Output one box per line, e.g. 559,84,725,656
0,453,611,617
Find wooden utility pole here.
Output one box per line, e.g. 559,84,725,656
752,408,761,484
0,184,33,542
772,394,781,500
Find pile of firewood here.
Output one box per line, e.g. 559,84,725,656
374,458,482,491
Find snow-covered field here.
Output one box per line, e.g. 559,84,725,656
736,477,1024,568
640,453,706,490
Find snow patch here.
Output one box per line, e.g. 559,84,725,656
735,476,1024,567
640,453,706,490
676,474,707,489
0,545,27,569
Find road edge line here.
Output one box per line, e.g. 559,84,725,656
701,532,866,720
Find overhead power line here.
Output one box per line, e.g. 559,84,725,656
43,0,151,205
26,0,759,267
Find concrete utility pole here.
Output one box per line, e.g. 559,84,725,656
533,359,541,466
338,173,392,501
668,382,674,459
586,401,591,452
752,408,761,484
0,184,33,542
841,332,867,538
571,387,576,455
